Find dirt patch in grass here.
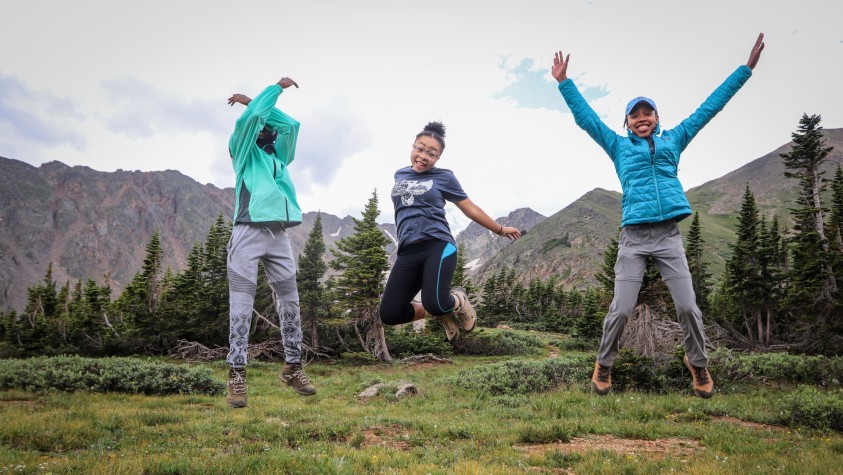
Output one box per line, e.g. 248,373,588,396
518,435,703,460
712,416,786,432
361,424,412,450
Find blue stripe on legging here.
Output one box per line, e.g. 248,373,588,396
436,242,458,313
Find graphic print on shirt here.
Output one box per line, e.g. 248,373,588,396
391,179,433,206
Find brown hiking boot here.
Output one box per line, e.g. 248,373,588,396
451,286,477,332
436,312,460,343
591,360,612,396
226,367,247,408
684,356,714,398
280,363,316,396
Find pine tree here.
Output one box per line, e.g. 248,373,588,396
297,212,328,350
829,165,843,288
596,230,620,293
756,215,786,345
685,212,712,313
575,288,604,341
724,184,765,344
780,114,839,346
330,190,393,362
116,230,166,353
479,270,501,323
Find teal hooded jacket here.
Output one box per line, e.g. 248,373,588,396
229,84,302,226
558,65,752,227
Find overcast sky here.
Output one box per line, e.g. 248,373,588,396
2,0,842,232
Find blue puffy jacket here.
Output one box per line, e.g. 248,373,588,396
558,65,752,227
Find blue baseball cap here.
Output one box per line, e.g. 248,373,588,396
625,96,657,115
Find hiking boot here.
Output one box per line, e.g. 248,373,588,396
226,367,247,408
451,286,477,332
684,356,714,399
591,360,612,396
436,312,460,344
280,363,316,396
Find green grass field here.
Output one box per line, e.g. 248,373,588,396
1,334,841,474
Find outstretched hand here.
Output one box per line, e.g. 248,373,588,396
551,51,570,83
278,77,299,89
499,226,522,241
746,33,765,70
227,94,251,106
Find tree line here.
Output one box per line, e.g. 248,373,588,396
1,114,840,359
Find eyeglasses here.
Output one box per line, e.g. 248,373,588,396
411,145,440,160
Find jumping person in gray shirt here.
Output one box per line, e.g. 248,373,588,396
380,121,522,343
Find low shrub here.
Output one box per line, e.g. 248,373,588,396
550,337,597,352
0,356,223,395
709,349,843,386
385,326,453,358
453,329,543,356
453,359,551,394
445,354,591,395
777,386,843,432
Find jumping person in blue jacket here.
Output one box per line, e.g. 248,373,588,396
224,76,315,408
551,33,765,398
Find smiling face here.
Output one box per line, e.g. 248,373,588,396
626,104,659,138
410,135,442,173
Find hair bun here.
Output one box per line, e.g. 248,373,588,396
423,121,446,138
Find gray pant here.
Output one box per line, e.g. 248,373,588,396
598,220,708,368
227,223,302,366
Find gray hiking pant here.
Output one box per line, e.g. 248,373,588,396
598,220,708,368
227,223,302,366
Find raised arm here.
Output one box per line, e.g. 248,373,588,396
668,33,764,151
551,51,570,83
228,76,299,162
454,198,522,241
746,32,765,70
552,51,619,158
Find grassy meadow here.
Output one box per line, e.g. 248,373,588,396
1,330,842,474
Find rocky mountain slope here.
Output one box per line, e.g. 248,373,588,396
0,159,396,311
2,127,841,309
471,128,843,287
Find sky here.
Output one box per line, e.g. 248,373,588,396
2,0,842,233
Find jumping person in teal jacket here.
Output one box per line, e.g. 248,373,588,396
224,77,315,408
551,33,765,398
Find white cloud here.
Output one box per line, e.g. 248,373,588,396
0,0,841,235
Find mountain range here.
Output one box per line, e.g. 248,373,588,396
1,128,841,311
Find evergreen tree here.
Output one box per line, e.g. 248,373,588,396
685,211,712,313
160,215,232,347
116,231,167,353
478,270,501,323
297,212,328,350
829,165,843,288
780,114,839,347
756,215,786,345
724,184,765,343
596,230,620,293
330,190,393,362
575,288,604,341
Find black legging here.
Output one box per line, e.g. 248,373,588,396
379,239,458,325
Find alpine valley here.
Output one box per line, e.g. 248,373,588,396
1,129,841,311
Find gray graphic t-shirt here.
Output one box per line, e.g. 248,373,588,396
391,166,468,250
